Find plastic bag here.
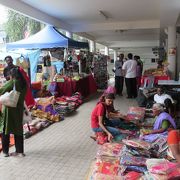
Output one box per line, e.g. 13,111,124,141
0,86,20,107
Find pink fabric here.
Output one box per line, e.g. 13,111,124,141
104,86,116,94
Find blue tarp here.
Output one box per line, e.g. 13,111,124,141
6,26,89,50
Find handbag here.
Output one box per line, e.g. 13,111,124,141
0,82,20,107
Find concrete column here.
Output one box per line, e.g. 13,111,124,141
113,50,117,63
168,26,176,79
66,31,73,38
105,46,109,56
89,40,96,53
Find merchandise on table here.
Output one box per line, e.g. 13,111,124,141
93,54,108,89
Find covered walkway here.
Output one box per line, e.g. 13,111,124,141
0,91,137,180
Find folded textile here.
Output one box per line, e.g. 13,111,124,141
124,171,143,180
126,107,145,121
146,159,168,171
93,173,122,180
149,162,180,175
151,136,168,153
122,139,151,150
125,146,151,158
126,165,147,173
95,157,120,176
120,153,147,166
96,143,124,157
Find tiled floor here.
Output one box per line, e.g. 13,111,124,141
0,87,137,180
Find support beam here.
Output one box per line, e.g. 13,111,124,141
168,26,176,79
108,40,159,48
72,20,160,32
105,46,109,56
89,40,96,53
113,50,117,62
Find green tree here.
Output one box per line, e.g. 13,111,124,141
4,9,43,42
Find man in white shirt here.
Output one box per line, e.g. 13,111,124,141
122,53,137,98
154,87,174,105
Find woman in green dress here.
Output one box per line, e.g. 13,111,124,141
0,67,27,157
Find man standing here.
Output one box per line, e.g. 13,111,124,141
3,56,17,81
122,53,137,98
3,55,35,107
114,54,124,96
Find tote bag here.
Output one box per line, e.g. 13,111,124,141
0,82,20,107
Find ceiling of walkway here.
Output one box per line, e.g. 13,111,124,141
1,0,180,50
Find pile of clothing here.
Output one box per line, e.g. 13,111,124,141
55,92,83,115
87,139,180,179
23,117,53,139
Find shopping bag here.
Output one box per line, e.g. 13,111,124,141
0,83,20,107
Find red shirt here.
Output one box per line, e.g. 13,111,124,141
91,103,105,128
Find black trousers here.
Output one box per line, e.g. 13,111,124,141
125,77,137,98
2,133,24,154
115,76,124,95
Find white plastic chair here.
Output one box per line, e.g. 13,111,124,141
139,76,155,90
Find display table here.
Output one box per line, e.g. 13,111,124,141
158,80,180,87
56,75,97,97
141,75,170,86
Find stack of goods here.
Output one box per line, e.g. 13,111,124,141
23,117,52,139
126,107,145,124
34,96,63,121
89,139,180,179
87,143,124,179
55,92,83,115
146,159,180,179
144,68,167,76
93,54,108,89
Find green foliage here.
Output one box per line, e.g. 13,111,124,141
4,9,42,42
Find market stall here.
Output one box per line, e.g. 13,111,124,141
56,74,97,97
141,68,170,86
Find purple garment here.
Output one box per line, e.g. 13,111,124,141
37,104,58,115
45,104,58,115
143,112,176,142
136,65,142,77
153,112,176,130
